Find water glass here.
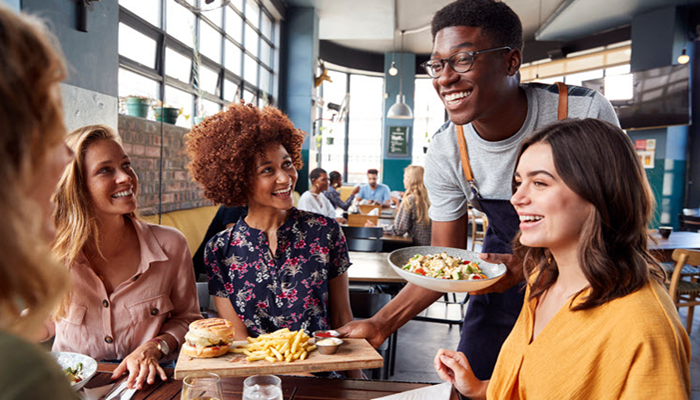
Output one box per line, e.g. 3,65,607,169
181,373,223,400
242,375,283,400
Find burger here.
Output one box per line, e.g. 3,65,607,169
182,318,235,358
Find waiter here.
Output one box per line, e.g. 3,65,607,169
338,0,618,379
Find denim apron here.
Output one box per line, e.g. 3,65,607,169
455,82,569,380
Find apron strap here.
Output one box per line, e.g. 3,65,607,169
456,125,473,181
556,82,568,120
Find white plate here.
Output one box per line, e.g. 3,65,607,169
51,351,97,391
388,246,506,293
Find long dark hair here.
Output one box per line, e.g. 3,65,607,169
512,118,664,311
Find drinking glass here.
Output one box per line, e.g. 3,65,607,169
242,375,283,400
181,373,223,400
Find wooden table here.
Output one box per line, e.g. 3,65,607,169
347,251,404,283
381,233,412,244
649,231,700,262
87,363,429,400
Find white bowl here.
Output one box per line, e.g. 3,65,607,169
51,351,97,391
388,246,506,293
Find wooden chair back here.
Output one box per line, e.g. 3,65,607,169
668,248,700,333
348,214,379,227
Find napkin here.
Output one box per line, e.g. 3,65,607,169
78,381,137,400
372,382,452,400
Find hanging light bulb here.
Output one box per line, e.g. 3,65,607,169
388,61,398,76
387,30,413,119
678,48,690,64
678,0,691,65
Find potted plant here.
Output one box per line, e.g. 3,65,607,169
123,95,152,118
153,101,187,125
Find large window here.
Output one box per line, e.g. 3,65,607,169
118,0,279,127
318,70,349,177
347,75,384,184
412,78,446,167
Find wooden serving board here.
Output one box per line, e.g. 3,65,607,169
173,338,383,379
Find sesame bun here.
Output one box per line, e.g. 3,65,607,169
188,318,235,340
181,342,230,358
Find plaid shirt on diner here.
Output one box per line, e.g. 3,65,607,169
387,194,432,246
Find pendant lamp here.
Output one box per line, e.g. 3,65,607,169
387,30,413,119
678,0,690,64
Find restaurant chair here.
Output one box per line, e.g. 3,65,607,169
342,226,383,252
471,209,488,252
667,249,700,333
349,292,396,380
348,213,379,227
196,281,210,318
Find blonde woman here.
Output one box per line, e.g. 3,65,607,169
367,165,432,246
49,125,201,391
0,4,76,399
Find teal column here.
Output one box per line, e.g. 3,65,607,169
630,5,689,229
382,51,415,192
281,7,319,194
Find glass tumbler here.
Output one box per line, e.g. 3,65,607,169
242,375,283,400
181,373,223,400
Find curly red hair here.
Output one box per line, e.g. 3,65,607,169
185,102,305,206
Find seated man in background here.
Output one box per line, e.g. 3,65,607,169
356,168,392,206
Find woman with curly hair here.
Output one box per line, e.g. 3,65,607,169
186,101,353,345
435,119,690,399
49,125,201,391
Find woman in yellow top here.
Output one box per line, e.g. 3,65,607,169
435,119,690,400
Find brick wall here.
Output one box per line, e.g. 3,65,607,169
118,115,213,215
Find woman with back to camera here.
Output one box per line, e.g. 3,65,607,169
367,165,432,246
185,102,354,352
324,171,359,211
49,125,201,391
435,119,690,399
0,4,76,398
297,167,347,224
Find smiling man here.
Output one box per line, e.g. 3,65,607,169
339,0,618,382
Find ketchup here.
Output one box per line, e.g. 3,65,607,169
315,332,335,337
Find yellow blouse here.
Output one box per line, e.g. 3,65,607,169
487,280,690,400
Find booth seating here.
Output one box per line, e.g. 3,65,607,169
141,205,219,255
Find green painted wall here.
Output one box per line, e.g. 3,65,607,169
383,159,411,192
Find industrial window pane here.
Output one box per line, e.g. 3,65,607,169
164,85,194,128
261,12,272,40
244,54,258,85
224,79,240,102
226,6,243,43
564,69,603,87
245,0,259,28
118,68,159,102
200,65,219,95
244,24,258,57
200,21,222,63
606,64,630,76
412,78,445,167
225,40,242,75
119,23,156,68
229,0,243,12
165,47,192,83
119,0,160,27
259,68,270,93
259,40,271,67
202,6,223,27
166,0,195,48
347,75,383,183
319,70,348,175
243,89,255,104
201,99,222,118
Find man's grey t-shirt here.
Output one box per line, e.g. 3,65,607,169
425,82,619,222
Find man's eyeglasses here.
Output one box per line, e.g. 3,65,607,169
420,46,512,78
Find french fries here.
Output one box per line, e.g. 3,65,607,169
231,328,317,363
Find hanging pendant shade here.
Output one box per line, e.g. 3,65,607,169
387,94,413,119
387,30,413,119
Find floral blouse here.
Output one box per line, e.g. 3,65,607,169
204,208,350,336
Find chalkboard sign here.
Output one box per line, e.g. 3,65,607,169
387,126,410,157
